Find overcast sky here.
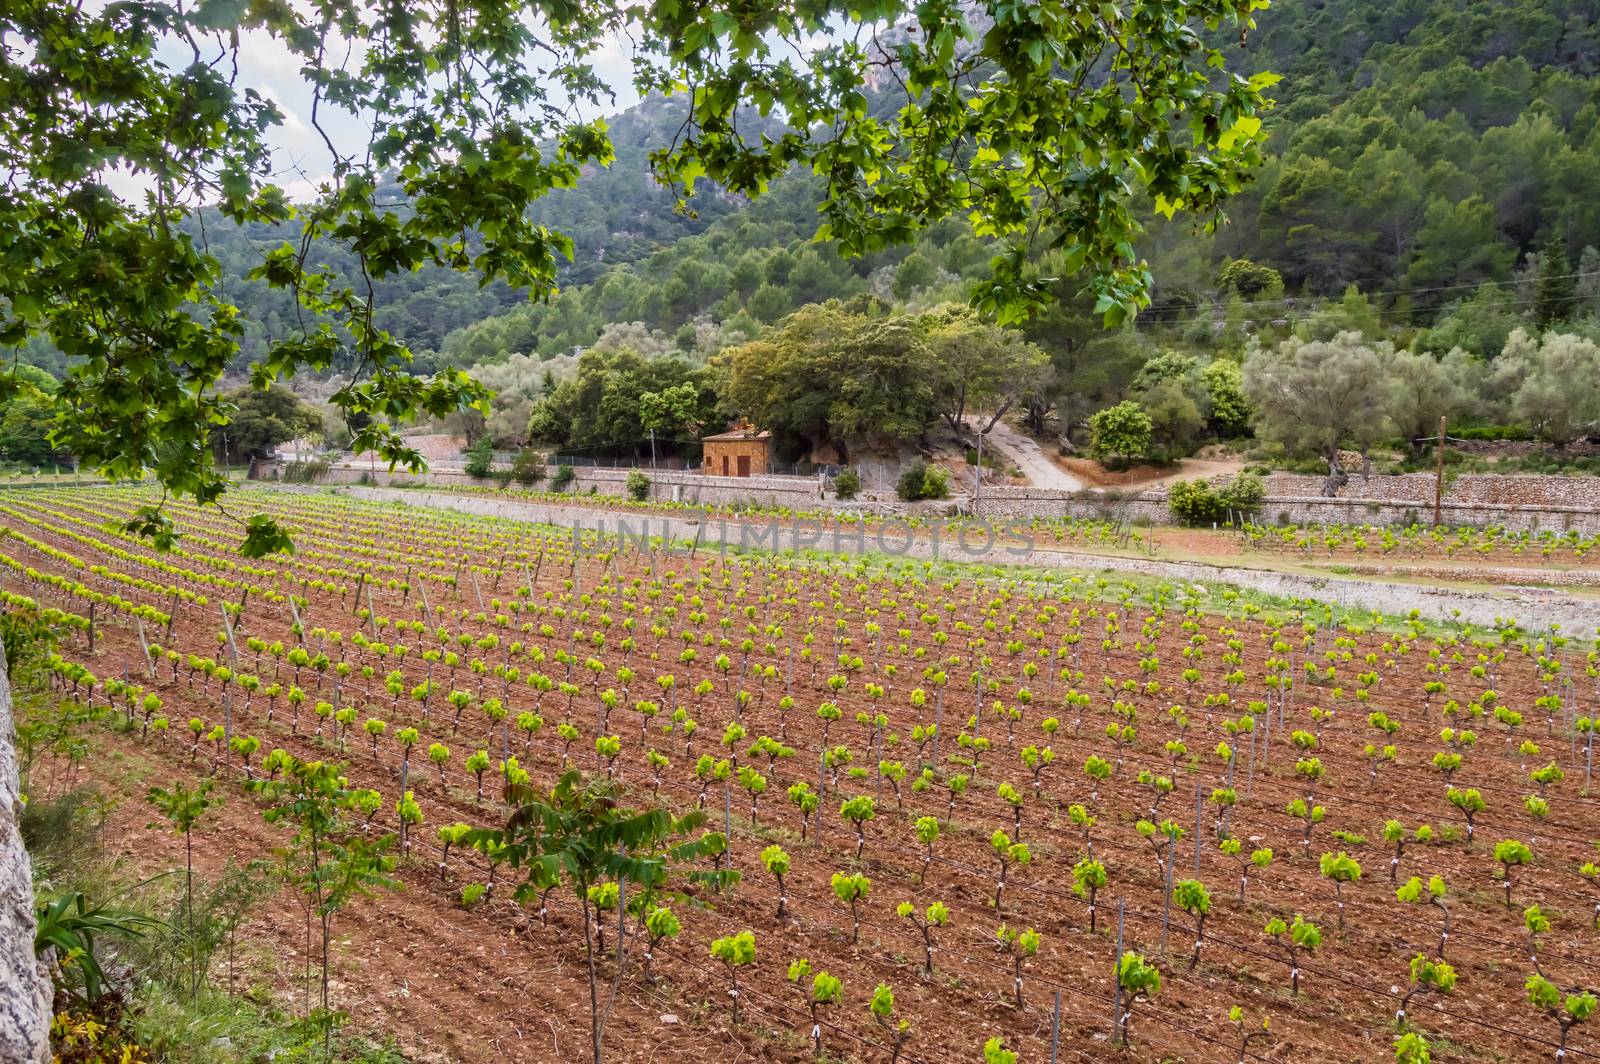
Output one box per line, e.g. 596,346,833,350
106,25,645,204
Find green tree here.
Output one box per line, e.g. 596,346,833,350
212,385,317,463
723,302,940,458
468,771,719,1064
1217,259,1282,299
146,778,220,999
464,436,496,479
0,370,59,465
531,347,716,455
1139,379,1206,461
924,307,1050,438
1533,236,1578,329
1381,349,1473,461
1201,360,1252,438
1088,402,1153,464
249,757,399,1052
1403,196,1516,295
1501,330,1600,446
1242,332,1393,492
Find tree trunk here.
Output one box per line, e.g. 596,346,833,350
1321,451,1348,497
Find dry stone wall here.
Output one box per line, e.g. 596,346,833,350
283,463,1600,532
0,646,51,1064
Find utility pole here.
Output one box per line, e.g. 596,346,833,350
1433,414,1446,528
649,427,656,472
973,423,985,516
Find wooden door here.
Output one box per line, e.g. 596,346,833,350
737,455,750,477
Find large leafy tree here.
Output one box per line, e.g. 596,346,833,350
722,300,941,457
212,384,320,462
1241,331,1393,491
527,348,717,454
0,0,1274,552
924,307,1049,438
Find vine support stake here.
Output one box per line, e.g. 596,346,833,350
86,601,95,653
417,577,431,618
1194,780,1204,874
135,617,155,679
1049,990,1061,1064
219,603,240,668
1112,898,1126,1044
814,752,827,844
470,568,486,611
353,571,366,614
1159,833,1175,961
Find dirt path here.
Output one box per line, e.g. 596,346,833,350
981,421,1085,491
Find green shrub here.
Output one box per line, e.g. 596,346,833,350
463,438,494,479
551,463,575,491
280,458,332,484
511,449,547,486
625,469,650,501
1455,424,1533,442
1167,479,1221,526
833,468,861,500
1167,473,1264,526
1218,472,1264,515
964,447,1003,470
896,460,951,502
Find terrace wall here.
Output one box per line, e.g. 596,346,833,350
974,488,1600,533
0,644,51,1064
295,462,910,513
286,462,1600,532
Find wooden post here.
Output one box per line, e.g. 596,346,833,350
1433,414,1446,528
86,601,95,653
1159,833,1175,960
219,603,241,668
1049,990,1061,1064
134,617,155,679
1112,899,1126,1043
470,568,486,611
353,571,366,614
365,584,379,634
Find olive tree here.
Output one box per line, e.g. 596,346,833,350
1498,330,1600,446
1380,348,1475,462
1242,331,1393,494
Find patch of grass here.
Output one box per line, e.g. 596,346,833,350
132,986,410,1064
